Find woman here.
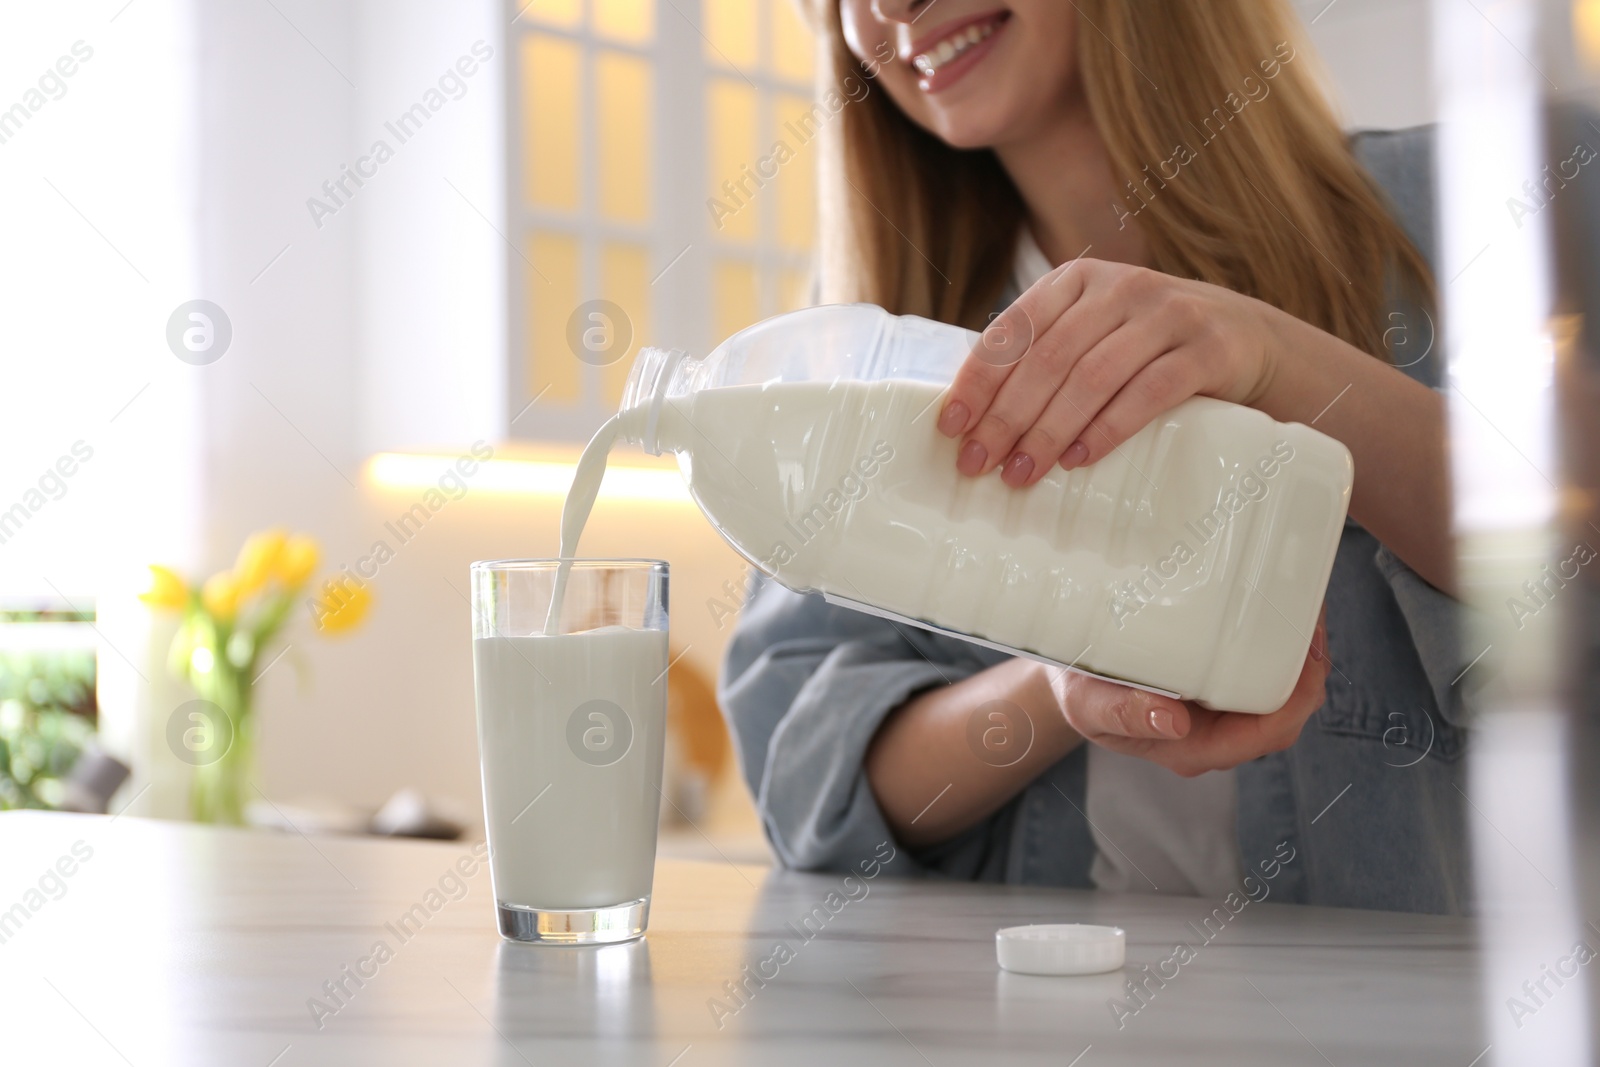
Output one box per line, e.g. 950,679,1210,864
721,0,1474,913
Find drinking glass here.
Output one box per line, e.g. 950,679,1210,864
470,559,669,944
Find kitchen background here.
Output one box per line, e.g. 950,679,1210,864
0,0,1438,856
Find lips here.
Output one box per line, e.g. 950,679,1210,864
908,10,1010,87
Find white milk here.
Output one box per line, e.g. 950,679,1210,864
545,415,622,634
473,625,668,910
587,378,1349,714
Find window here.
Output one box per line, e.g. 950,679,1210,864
508,0,817,443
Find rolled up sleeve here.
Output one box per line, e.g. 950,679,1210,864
1372,544,1478,727
718,576,986,875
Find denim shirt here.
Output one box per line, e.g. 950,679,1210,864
718,126,1475,915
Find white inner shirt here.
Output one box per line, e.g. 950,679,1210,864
1010,229,1246,899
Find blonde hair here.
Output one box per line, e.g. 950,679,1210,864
807,0,1434,359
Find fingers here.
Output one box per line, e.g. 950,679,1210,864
1072,604,1332,777
936,308,1026,440
962,302,1128,479
1132,610,1332,776
1001,318,1173,487
1198,620,1331,765
939,260,1210,486
1059,670,1192,744
1059,351,1206,470
937,260,1097,446
1300,608,1333,712
939,263,1257,489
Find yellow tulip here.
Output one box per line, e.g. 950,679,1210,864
312,575,372,636
201,570,242,621
138,565,190,612
276,534,319,590
234,528,288,597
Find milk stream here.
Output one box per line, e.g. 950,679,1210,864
552,378,1350,713
474,625,668,909
544,414,622,635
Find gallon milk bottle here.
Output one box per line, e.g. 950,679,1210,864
611,304,1353,713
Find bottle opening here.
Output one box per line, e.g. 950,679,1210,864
620,345,688,455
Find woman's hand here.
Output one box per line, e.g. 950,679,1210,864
1048,608,1330,777
938,259,1279,487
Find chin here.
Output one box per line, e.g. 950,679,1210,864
905,87,1044,152
883,52,1074,153
922,114,1012,151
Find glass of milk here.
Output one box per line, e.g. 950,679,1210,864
470,558,670,944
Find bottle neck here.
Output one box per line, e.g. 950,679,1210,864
618,345,689,455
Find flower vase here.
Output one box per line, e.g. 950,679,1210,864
189,681,254,826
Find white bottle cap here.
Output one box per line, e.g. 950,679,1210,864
995,923,1126,976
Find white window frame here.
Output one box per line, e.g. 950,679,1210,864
505,0,814,443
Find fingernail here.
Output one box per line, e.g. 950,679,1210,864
1002,452,1034,486
1061,441,1089,469
938,400,969,437
1149,707,1178,738
958,439,988,475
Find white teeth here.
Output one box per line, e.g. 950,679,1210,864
911,18,999,77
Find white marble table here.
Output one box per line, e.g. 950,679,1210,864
0,811,1488,1065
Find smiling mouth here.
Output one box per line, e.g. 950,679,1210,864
910,11,1010,78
